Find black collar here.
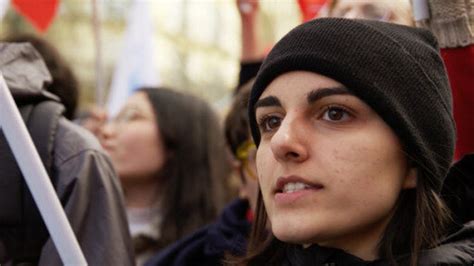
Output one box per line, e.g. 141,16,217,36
283,244,388,266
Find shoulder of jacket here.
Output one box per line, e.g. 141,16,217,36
54,118,107,164
418,221,474,265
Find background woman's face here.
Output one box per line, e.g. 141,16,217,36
254,71,416,254
329,0,412,25
100,92,166,185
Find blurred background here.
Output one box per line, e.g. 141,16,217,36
0,0,302,113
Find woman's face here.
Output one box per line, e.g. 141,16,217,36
100,92,166,185
329,0,411,25
254,71,416,256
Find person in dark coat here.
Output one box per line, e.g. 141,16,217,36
0,43,134,265
232,18,474,265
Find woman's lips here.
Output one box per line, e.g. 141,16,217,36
102,144,113,152
99,139,114,151
100,142,116,156
275,175,323,193
273,175,324,205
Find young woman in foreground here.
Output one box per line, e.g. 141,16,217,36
236,18,474,265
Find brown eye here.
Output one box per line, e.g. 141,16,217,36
322,106,350,122
328,108,344,120
258,115,282,133
113,108,141,124
267,116,281,129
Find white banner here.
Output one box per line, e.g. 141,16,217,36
412,0,430,21
107,0,159,116
0,0,9,22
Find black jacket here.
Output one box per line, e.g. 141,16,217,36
282,223,474,265
145,199,252,266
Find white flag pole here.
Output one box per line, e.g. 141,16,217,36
107,0,159,117
0,0,10,22
0,73,87,266
92,0,104,107
412,0,430,22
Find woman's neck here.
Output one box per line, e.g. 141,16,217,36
123,180,160,209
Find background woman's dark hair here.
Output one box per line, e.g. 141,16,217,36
379,168,451,265
3,33,79,120
139,87,233,252
233,161,452,266
225,79,254,155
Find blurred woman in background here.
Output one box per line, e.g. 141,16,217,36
320,0,413,26
99,87,233,265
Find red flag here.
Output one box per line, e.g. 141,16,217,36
441,45,474,161
297,0,328,22
12,0,59,32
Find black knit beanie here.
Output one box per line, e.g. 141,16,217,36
248,18,455,192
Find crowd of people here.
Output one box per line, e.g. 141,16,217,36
1,0,473,265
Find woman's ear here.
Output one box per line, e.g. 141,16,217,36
403,165,417,189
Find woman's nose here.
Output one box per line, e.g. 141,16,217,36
270,117,308,163
98,122,116,142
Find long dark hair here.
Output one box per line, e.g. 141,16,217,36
139,87,232,252
232,162,451,266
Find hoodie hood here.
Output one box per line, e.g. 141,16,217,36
443,153,474,227
0,42,58,103
420,153,474,264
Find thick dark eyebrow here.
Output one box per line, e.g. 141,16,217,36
307,87,352,104
254,96,282,110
